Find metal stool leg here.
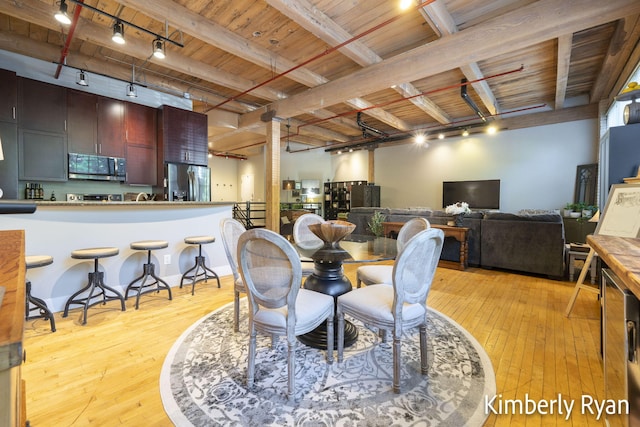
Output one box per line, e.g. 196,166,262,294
63,258,126,324
26,280,56,332
125,250,172,309
180,244,220,295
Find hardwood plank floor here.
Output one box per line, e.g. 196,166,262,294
22,264,604,426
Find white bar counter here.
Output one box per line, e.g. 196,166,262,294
0,201,234,313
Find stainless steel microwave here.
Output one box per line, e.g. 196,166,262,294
68,153,126,181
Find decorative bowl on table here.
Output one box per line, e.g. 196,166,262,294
308,220,356,248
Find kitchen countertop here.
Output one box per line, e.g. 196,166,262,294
587,234,640,296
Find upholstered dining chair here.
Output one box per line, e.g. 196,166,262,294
292,212,325,276
337,227,444,393
293,213,325,250
220,218,247,332
237,228,334,398
356,217,430,288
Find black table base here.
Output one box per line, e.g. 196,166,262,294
299,260,358,349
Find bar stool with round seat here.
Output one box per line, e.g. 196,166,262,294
63,247,126,325
125,240,172,309
25,255,56,332
180,235,220,295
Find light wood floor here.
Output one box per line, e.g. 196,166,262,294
23,264,603,426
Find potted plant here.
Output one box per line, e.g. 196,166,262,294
367,210,386,237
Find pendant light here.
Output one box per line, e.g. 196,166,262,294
55,0,72,25
285,119,291,153
112,21,125,44
152,38,166,59
126,83,137,98
76,70,88,86
126,65,137,98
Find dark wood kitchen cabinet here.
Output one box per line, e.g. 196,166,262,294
18,78,67,181
19,129,67,181
125,103,157,185
67,90,124,157
19,78,66,133
0,70,18,197
158,105,208,166
0,69,17,123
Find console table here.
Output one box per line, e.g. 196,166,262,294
382,222,469,270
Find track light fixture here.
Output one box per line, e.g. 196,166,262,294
126,83,137,98
152,38,166,59
112,21,125,44
76,70,88,86
55,0,72,25
58,0,184,60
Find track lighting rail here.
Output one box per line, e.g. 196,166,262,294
65,0,184,48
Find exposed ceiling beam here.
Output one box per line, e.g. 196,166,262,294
0,0,284,102
555,34,573,110
240,0,640,129
266,0,451,125
116,0,410,131
420,1,499,116
591,14,640,103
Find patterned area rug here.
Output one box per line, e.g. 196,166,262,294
161,301,495,426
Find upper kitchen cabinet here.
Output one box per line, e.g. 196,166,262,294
19,78,66,133
125,103,157,185
18,78,67,181
67,90,124,157
97,97,124,157
125,102,156,147
67,90,97,154
158,105,208,166
0,69,17,123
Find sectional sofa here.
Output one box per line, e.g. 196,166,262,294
347,207,566,278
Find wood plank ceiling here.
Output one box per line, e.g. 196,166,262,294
1,0,640,157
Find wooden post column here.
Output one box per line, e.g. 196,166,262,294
368,148,375,184
265,119,281,232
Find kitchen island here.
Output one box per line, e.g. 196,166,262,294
0,201,234,314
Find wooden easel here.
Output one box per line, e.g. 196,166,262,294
564,247,599,316
565,183,640,317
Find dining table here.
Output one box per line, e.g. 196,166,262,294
295,233,398,350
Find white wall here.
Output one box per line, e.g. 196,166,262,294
275,118,599,213
209,156,239,201
374,119,598,212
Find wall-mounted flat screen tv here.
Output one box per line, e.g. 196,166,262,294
442,179,500,210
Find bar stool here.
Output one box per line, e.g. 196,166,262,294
25,255,56,332
63,247,126,325
125,240,172,309
180,236,220,295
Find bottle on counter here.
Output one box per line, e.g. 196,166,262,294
50,191,56,201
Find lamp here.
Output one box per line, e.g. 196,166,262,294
76,70,88,86
126,83,137,98
55,0,72,25
282,179,295,190
112,21,125,44
152,38,166,59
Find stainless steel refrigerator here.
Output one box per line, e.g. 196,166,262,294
165,163,211,201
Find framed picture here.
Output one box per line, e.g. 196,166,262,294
596,183,640,238
295,182,301,190
292,190,300,197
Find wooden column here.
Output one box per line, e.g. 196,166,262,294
368,148,375,183
265,119,281,232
